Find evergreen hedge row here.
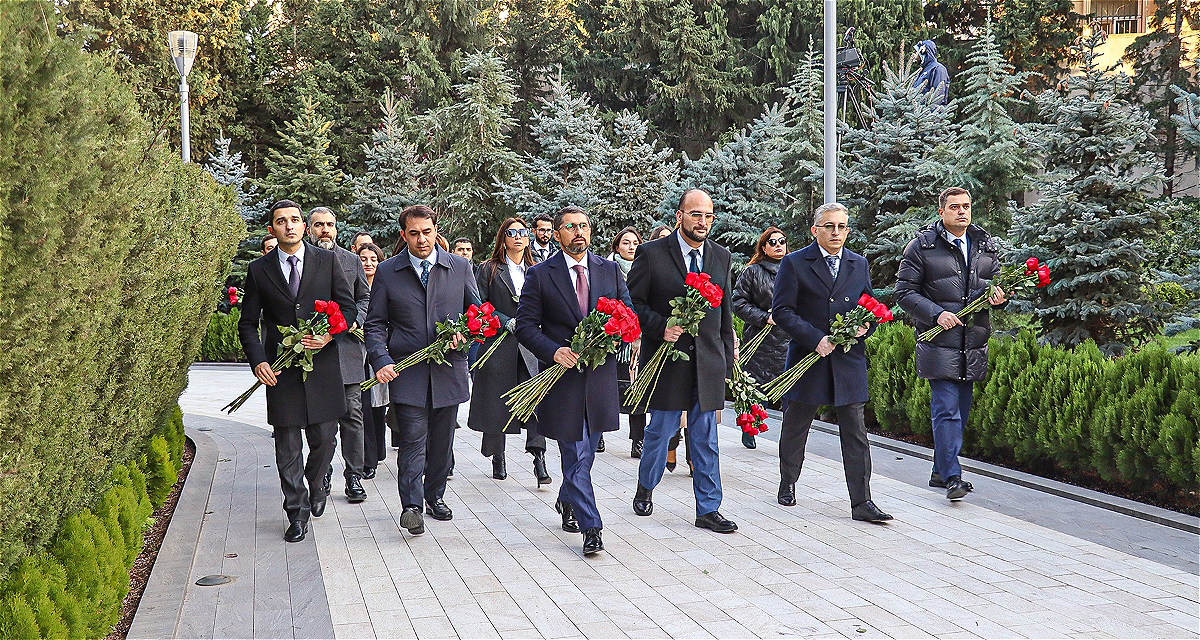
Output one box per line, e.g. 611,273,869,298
866,322,1199,494
0,408,185,639
0,0,242,580
198,309,245,362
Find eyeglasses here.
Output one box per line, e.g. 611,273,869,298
683,211,716,223
766,237,787,247
560,222,590,231
816,223,850,233
504,228,529,238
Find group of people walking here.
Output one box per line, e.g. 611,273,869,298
238,186,1006,554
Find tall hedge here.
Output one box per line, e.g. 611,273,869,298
865,322,1200,495
0,2,243,577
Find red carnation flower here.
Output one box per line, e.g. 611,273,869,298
314,300,328,313
467,317,483,334
1026,257,1039,273
480,302,495,315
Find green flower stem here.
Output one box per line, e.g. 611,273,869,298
222,349,300,413
360,343,440,391
738,324,773,367
760,352,820,404
470,332,507,371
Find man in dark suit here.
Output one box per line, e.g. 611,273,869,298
627,188,738,534
530,212,559,263
365,205,479,536
771,202,892,522
238,200,358,542
515,205,631,555
308,207,370,505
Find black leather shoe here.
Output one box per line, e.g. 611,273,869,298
284,520,308,542
695,511,738,533
556,500,579,532
322,465,333,496
852,500,894,522
778,482,796,506
742,432,757,449
930,472,973,492
310,491,328,518
582,527,604,555
631,440,643,458
492,453,507,480
633,484,653,516
345,475,367,503
426,499,453,521
362,467,376,480
665,449,677,472
400,506,424,535
532,450,552,485
595,435,605,453
945,476,968,500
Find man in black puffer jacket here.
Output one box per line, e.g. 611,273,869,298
895,187,1007,501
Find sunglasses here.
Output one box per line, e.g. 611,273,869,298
766,237,787,247
504,228,530,238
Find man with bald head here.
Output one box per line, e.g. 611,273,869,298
627,188,738,534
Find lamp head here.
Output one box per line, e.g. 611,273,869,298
168,30,198,77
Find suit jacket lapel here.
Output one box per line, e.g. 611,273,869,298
831,253,855,295
668,230,689,279
296,243,319,302
807,243,835,290
587,253,606,308
265,251,293,299
496,261,517,299
547,253,584,323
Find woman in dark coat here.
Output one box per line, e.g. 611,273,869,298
732,226,790,448
467,218,552,485
358,243,389,478
607,226,646,458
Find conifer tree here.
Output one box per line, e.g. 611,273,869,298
346,89,427,251
204,135,264,224
421,52,521,246
776,43,827,235
597,110,680,239
954,16,1037,232
841,60,960,287
1172,85,1200,149
260,96,349,209
1008,33,1169,353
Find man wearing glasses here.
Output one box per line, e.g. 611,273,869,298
770,202,892,522
627,188,739,534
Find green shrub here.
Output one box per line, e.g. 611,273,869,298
199,308,245,362
867,324,1199,496
0,1,242,577
145,435,177,508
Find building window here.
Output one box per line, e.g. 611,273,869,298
1112,18,1139,34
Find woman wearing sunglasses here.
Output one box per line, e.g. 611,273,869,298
467,218,553,485
732,226,791,449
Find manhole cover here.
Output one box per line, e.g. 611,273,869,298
195,575,235,586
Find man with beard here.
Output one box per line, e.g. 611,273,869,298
627,188,738,534
308,207,371,505
514,206,631,554
530,213,558,263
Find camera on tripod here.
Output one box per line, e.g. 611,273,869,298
836,27,866,92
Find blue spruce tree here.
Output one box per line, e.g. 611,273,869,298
347,89,427,251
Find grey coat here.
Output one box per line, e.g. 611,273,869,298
894,221,1002,382
364,248,481,408
333,245,370,384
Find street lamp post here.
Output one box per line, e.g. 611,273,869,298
823,0,836,204
168,30,198,163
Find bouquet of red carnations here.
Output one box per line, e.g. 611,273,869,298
759,294,893,404
227,286,244,307
918,257,1050,342
728,363,770,436
502,297,640,427
223,300,349,413
624,271,722,412
362,302,500,391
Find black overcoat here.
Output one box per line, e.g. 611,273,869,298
468,260,538,435
238,243,358,427
771,242,876,406
732,259,790,386
626,231,735,412
364,248,480,409
514,252,632,442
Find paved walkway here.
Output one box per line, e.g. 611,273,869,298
131,364,1199,639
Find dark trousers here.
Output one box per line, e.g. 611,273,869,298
627,413,647,441
558,424,603,531
335,383,365,480
393,400,458,510
362,396,387,468
481,429,547,457
779,402,872,506
273,421,338,523
929,379,974,480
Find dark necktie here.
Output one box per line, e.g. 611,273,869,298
688,249,701,274
287,255,300,297
420,259,431,288
572,264,589,316
953,238,965,265
826,255,839,279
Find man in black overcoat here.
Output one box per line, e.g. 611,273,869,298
238,200,358,542
365,205,479,536
515,206,632,555
627,189,738,534
771,202,892,522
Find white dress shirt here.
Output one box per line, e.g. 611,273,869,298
677,231,704,272
506,256,526,295
277,242,306,285
943,228,969,263
409,246,439,273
